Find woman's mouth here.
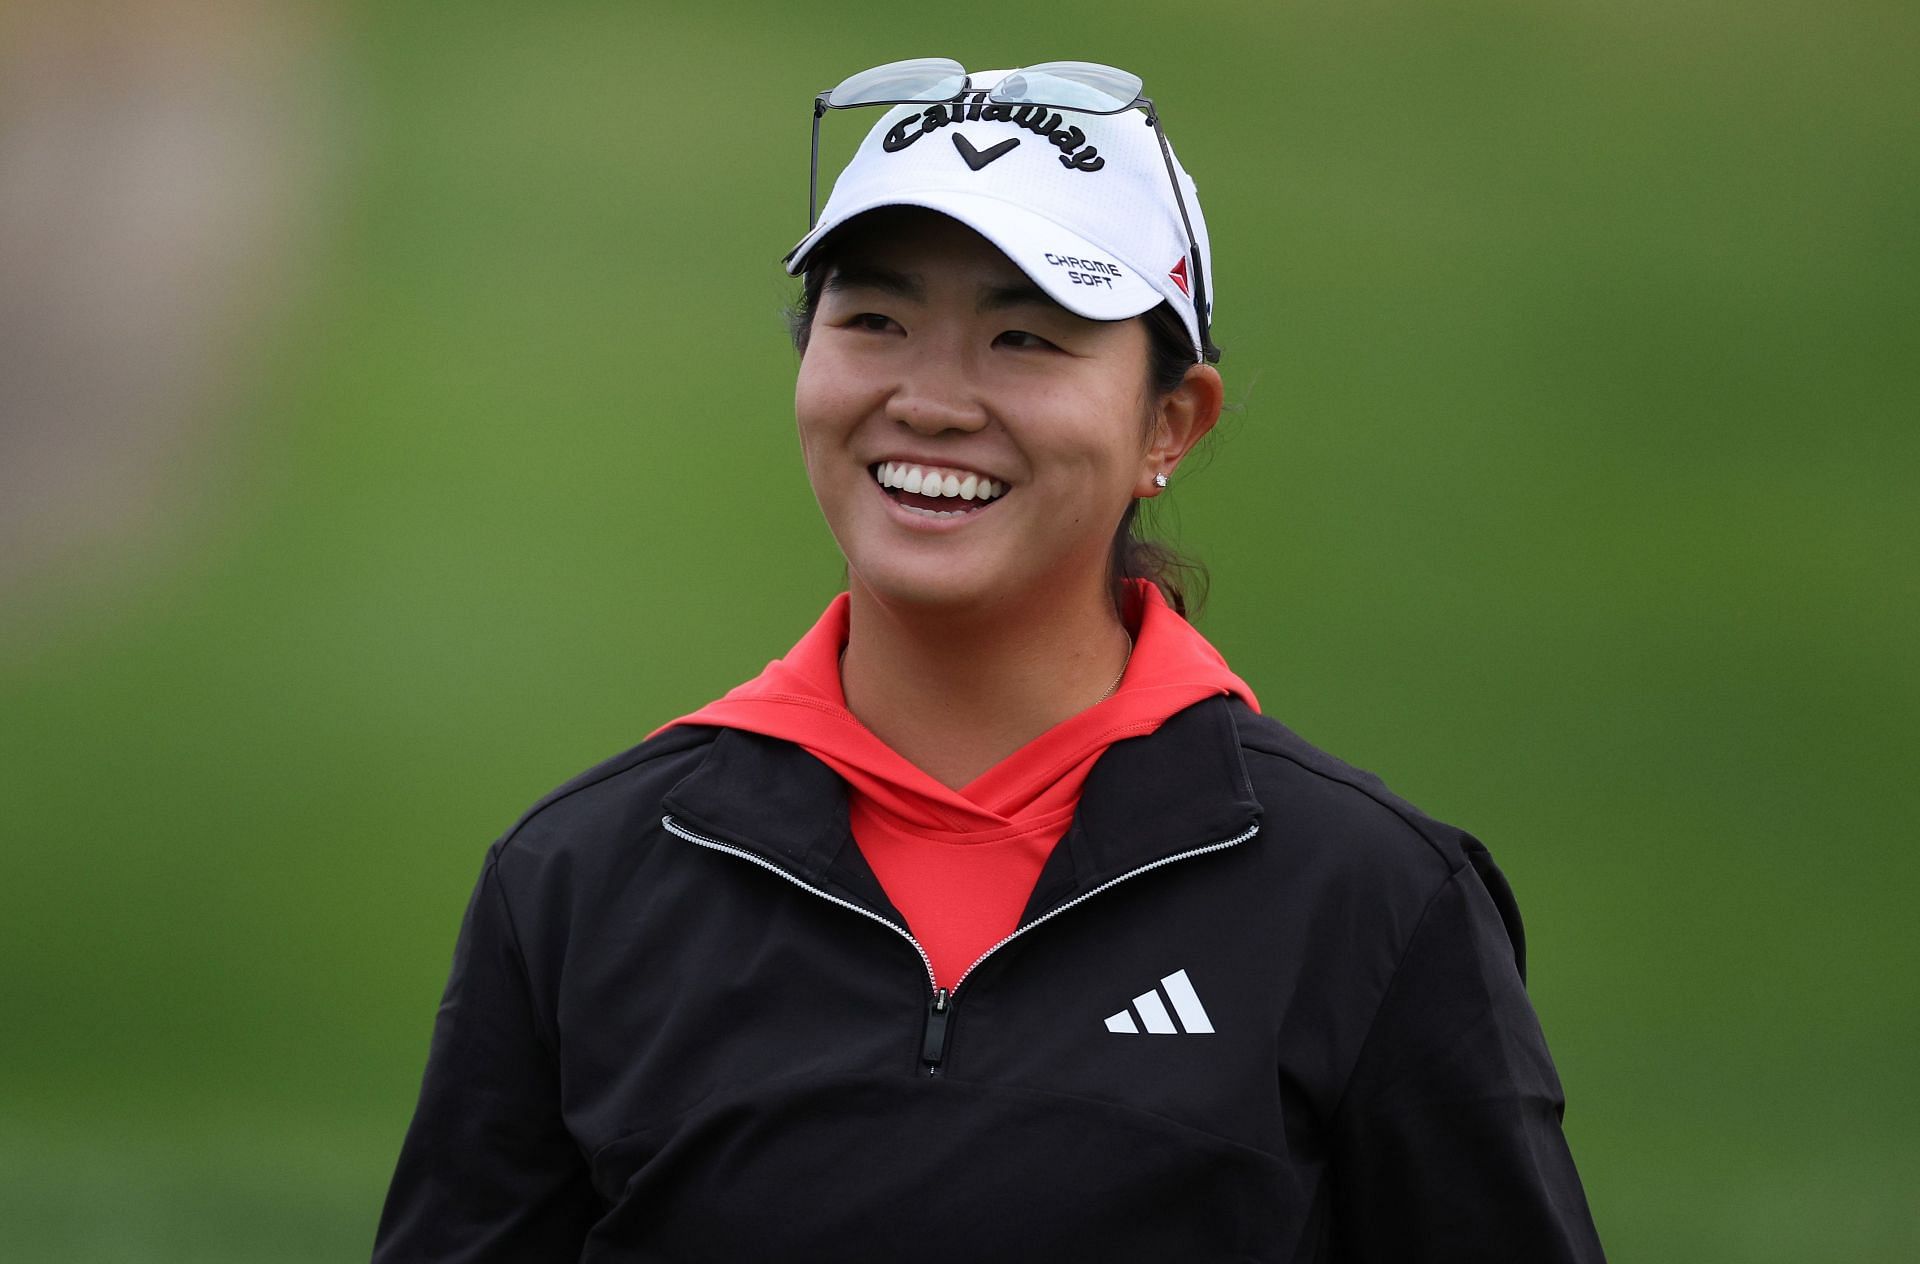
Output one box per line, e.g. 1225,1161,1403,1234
871,461,1008,518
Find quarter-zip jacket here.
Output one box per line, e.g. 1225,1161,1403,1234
374,697,1605,1262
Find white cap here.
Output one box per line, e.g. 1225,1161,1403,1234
785,68,1214,360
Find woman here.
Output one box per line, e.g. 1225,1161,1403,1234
374,60,1604,1262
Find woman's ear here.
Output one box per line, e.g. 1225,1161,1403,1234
1138,363,1224,497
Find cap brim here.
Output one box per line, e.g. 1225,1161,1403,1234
784,190,1165,324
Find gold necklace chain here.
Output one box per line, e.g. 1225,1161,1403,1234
1098,632,1135,703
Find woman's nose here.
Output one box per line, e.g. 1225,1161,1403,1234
887,354,989,435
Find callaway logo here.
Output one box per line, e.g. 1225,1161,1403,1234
953,134,1019,170
1168,256,1190,297
884,90,1106,172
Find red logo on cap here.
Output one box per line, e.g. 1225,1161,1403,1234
1168,256,1190,297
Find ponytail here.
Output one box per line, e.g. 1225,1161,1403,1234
1110,301,1214,620
1111,501,1208,618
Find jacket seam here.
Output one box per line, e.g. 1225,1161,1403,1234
481,853,566,1064
1235,733,1454,867
588,1069,1287,1170
1324,862,1469,1121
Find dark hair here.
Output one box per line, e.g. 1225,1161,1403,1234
790,251,1216,620
1114,301,1212,619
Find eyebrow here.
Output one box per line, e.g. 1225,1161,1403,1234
822,263,922,300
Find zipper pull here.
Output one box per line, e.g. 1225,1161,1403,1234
920,987,952,1076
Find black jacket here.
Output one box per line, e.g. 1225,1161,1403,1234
374,698,1604,1262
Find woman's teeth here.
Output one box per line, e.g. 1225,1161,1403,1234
873,462,1007,513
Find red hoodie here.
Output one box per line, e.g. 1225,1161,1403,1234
660,581,1259,989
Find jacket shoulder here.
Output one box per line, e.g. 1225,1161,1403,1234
490,724,720,873
1226,700,1528,977
1229,703,1459,861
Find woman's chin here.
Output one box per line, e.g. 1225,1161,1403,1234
850,566,1000,615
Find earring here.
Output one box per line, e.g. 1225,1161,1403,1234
1152,472,1170,489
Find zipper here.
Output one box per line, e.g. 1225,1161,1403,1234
948,824,1260,996
921,988,952,1077
661,814,939,992
662,814,1259,1077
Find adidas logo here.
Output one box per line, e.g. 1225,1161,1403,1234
1103,968,1214,1035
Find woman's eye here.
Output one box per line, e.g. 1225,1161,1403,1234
994,329,1058,351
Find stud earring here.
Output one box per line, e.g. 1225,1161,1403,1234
1152,472,1170,489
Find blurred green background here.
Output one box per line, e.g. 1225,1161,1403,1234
2,0,1914,1259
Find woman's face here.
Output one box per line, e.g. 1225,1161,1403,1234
794,210,1171,617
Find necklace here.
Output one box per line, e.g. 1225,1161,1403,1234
1098,632,1134,703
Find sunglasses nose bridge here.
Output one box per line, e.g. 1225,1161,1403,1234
986,61,1144,114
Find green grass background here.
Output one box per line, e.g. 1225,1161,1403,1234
4,1,1916,1258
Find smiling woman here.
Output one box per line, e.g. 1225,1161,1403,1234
373,60,1606,1263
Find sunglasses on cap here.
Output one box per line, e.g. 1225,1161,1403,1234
805,58,1218,364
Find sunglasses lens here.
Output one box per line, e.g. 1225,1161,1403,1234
990,61,1142,113
826,58,967,107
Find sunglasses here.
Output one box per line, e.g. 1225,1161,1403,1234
806,58,1218,363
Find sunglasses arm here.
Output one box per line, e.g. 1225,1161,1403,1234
808,96,829,230
1142,104,1216,363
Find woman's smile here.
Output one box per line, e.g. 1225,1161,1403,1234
871,461,1009,521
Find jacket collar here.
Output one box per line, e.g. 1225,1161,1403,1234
661,695,1262,925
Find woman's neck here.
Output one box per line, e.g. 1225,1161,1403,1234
839,575,1134,790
